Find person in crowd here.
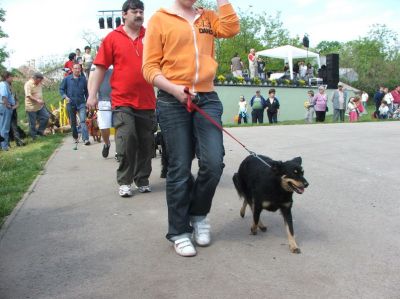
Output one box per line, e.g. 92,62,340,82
238,95,248,124
75,48,83,65
257,57,266,80
230,53,244,78
0,71,15,151
250,90,267,124
314,85,328,122
331,83,348,122
304,90,315,123
299,61,307,79
248,48,257,79
87,0,156,197
265,88,280,124
142,0,239,257
89,66,113,157
60,63,90,145
347,96,364,122
305,63,314,81
374,86,385,117
283,62,289,73
378,100,389,119
390,85,400,111
24,72,50,139
9,92,25,147
293,61,300,77
64,53,76,77
82,46,93,78
383,87,394,116
361,90,369,115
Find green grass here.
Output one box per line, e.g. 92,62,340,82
0,134,64,226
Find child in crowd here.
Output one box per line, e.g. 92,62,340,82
392,107,400,119
378,100,389,119
238,95,248,124
265,88,280,124
304,90,315,123
347,96,364,122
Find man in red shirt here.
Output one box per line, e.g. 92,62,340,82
87,0,156,197
391,85,400,111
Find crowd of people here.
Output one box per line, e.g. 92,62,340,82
373,85,400,119
230,50,315,82
1,0,399,259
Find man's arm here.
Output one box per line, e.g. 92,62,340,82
86,65,106,109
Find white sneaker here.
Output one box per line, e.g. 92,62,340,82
137,185,151,193
174,237,197,257
192,217,211,247
119,185,133,197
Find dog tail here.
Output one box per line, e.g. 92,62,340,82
232,172,244,199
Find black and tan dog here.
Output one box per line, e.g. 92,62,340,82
233,155,309,254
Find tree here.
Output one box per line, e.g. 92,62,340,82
315,41,342,55
0,8,9,70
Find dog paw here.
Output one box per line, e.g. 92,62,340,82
250,226,258,235
259,226,267,232
290,247,301,254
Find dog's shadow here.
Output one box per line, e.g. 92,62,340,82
212,205,328,245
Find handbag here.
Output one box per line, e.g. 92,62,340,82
325,106,329,112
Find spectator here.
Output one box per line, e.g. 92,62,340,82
0,71,15,151
64,52,76,77
361,90,369,115
305,63,314,81
248,48,257,79
374,86,385,116
331,83,347,122
82,46,93,78
60,63,90,145
238,95,248,124
87,0,156,198
143,0,239,257
257,57,266,80
265,88,280,124
304,90,315,124
314,85,328,122
230,53,244,78
24,73,49,140
283,62,289,72
75,48,83,65
347,96,364,122
383,87,394,116
378,100,389,119
250,90,267,124
390,85,400,111
299,61,307,79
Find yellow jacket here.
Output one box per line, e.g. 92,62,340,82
143,4,239,92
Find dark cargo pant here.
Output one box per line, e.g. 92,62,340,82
113,107,155,187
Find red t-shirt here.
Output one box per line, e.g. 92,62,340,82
64,60,74,77
93,26,156,110
391,90,400,104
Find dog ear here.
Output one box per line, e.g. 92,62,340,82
291,157,302,165
271,161,283,174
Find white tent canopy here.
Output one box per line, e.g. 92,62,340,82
256,45,321,80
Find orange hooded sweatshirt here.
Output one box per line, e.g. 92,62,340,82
142,4,239,93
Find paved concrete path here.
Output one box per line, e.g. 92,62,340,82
1,122,399,299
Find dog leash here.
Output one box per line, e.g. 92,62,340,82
184,87,271,168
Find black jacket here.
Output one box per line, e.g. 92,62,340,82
265,97,280,113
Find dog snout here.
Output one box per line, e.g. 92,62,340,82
303,179,309,188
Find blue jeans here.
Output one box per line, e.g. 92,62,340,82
157,90,225,241
27,106,50,138
0,105,12,150
67,103,89,141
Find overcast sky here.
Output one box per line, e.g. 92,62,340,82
1,0,399,68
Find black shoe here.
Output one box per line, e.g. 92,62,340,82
16,140,26,147
102,144,110,158
84,140,91,146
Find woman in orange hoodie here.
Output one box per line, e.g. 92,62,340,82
143,0,239,257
